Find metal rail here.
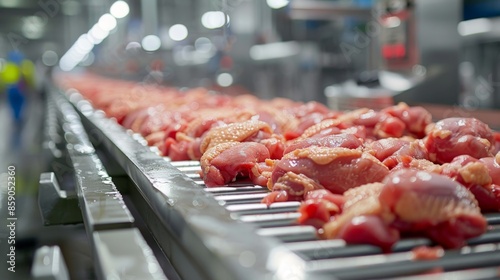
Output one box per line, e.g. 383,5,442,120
39,90,168,280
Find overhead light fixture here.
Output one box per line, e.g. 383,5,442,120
201,11,229,29
75,35,93,53
266,0,289,9
110,1,130,19
88,24,110,44
169,24,188,41
141,35,161,52
98,13,117,32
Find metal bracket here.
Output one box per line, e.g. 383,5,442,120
38,172,82,226
31,246,70,280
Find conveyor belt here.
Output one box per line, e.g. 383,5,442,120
56,87,500,280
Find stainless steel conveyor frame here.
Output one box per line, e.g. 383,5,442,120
38,84,500,280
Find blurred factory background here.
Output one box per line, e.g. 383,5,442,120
0,0,500,108
1,0,500,279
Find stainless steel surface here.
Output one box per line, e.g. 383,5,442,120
40,90,169,280
38,172,81,226
70,154,135,231
93,228,167,280
52,91,135,232
31,246,70,280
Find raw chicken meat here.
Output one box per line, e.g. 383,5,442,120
283,133,363,154
424,118,495,164
58,73,498,253
320,169,487,251
200,142,270,187
263,147,389,204
364,138,428,169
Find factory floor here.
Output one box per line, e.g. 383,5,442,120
0,92,95,280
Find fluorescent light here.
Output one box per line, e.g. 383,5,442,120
98,13,117,31
141,35,161,51
169,24,188,41
110,1,129,18
266,0,289,9
250,41,300,60
458,18,492,36
201,11,229,29
75,34,93,52
217,73,233,87
88,24,109,44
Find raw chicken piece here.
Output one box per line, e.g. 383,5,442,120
441,155,492,188
297,119,344,140
364,138,428,169
424,118,495,164
283,133,363,154
200,120,273,153
479,152,500,185
200,142,270,187
381,102,432,138
296,189,345,228
165,109,255,160
321,169,487,251
405,155,500,212
263,147,389,204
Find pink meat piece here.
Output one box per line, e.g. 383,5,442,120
321,169,487,251
263,147,389,204
405,155,499,212
284,133,363,154
365,138,428,169
200,142,270,187
441,155,492,188
425,118,495,164
297,189,346,228
479,153,500,185
351,109,406,138
382,103,432,138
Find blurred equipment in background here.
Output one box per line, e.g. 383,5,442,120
318,0,461,110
